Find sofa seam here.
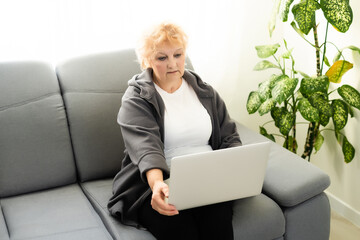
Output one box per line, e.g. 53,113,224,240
79,184,113,240
81,184,106,213
79,183,116,240
0,201,11,239
277,180,330,207
63,90,125,94
0,92,59,112
18,226,110,240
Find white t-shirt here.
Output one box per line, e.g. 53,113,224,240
154,79,213,167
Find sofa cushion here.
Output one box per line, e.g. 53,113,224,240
81,180,156,240
81,179,285,240
236,123,331,207
0,61,76,197
0,204,9,240
0,184,112,240
56,49,140,182
0,61,59,107
56,49,194,182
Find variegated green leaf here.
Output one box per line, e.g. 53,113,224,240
271,107,283,128
319,113,331,126
259,74,285,101
255,44,281,58
278,110,295,135
254,60,280,71
309,92,333,117
269,0,282,37
280,0,295,21
247,91,262,114
332,99,348,130
298,98,320,122
320,0,353,33
326,60,353,83
292,0,320,35
299,75,329,95
338,84,360,110
258,98,276,116
342,136,355,163
314,133,324,153
272,77,298,104
259,126,276,142
271,107,295,135
291,21,305,38
270,74,288,88
258,79,272,102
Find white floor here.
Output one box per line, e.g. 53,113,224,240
330,211,360,240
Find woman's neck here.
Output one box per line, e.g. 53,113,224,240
153,74,182,93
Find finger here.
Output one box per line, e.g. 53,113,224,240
152,195,174,210
151,197,179,215
155,207,179,216
162,186,169,198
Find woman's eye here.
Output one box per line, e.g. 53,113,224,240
158,56,167,61
174,54,182,58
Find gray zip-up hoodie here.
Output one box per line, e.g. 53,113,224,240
108,68,242,228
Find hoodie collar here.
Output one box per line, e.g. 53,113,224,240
130,68,213,100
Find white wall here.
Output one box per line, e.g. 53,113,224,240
1,0,359,226
284,2,360,227
213,0,360,227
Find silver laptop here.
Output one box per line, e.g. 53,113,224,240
165,141,271,210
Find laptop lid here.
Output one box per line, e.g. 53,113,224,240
165,141,271,210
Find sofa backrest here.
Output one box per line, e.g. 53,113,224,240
56,49,140,182
56,49,194,182
0,61,77,197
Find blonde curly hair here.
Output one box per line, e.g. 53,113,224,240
136,22,188,69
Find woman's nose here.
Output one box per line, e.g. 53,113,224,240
168,57,177,68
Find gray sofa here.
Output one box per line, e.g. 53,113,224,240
0,49,331,240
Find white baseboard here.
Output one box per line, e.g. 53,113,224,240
326,190,360,228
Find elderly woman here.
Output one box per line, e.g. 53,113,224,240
108,22,241,240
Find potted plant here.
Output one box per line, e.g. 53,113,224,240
246,0,360,163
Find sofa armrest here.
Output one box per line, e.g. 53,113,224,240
236,122,331,207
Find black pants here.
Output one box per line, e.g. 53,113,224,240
138,195,234,240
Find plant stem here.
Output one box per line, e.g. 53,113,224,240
320,22,329,75
302,22,322,161
273,55,285,74
291,94,297,153
313,23,321,76
319,128,337,134
328,89,337,96
262,120,275,127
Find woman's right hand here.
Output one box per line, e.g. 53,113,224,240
151,180,179,216
146,169,179,216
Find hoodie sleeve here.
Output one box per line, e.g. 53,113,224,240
213,89,242,149
117,88,169,183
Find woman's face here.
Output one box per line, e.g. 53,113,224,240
149,42,186,84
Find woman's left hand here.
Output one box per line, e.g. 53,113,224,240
150,180,179,216
146,169,179,216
